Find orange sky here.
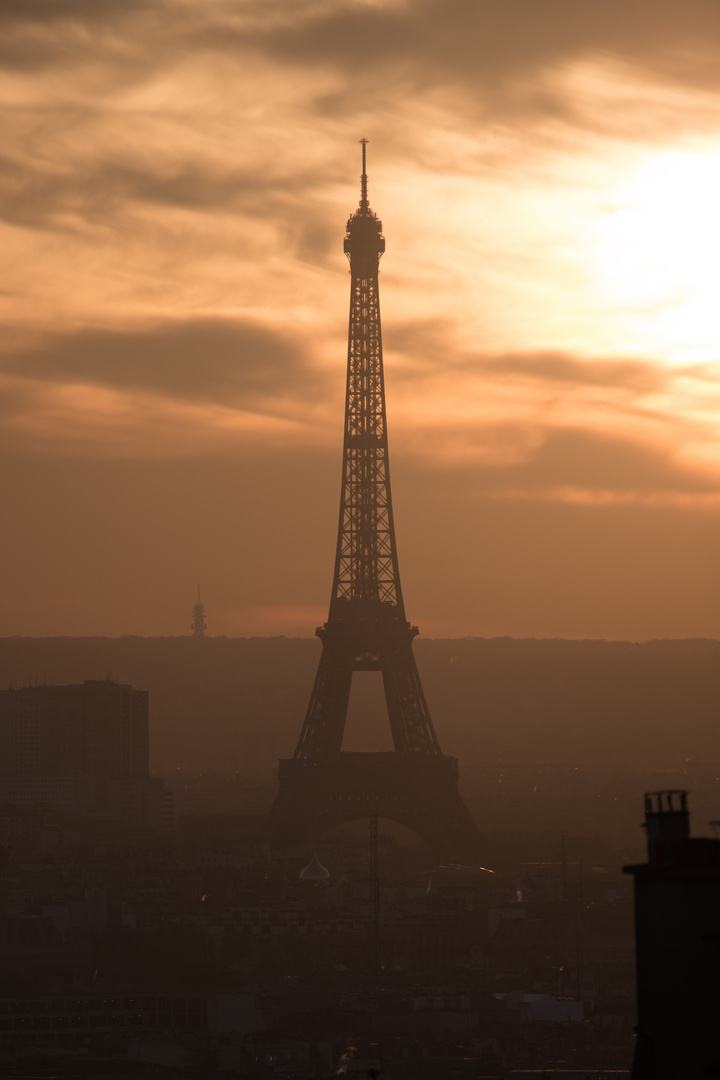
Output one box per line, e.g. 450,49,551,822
3,0,720,639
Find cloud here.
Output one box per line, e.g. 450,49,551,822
0,0,147,20
386,321,670,395
0,0,155,75
223,0,720,120
4,313,719,499
0,154,263,231
487,352,668,394
381,331,720,493
385,325,688,458
6,0,720,112
0,147,342,282
2,319,322,412
0,318,338,460
401,424,720,510
497,425,704,494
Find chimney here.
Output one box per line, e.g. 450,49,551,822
643,789,690,865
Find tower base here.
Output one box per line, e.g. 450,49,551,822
263,753,482,862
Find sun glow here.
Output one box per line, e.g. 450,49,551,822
592,149,720,361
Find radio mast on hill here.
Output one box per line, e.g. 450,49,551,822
264,143,481,859
191,586,206,639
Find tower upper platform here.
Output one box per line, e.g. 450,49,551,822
344,139,385,259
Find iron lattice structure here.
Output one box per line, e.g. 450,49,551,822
294,141,441,761
265,144,481,860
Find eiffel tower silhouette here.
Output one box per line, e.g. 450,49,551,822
264,143,481,859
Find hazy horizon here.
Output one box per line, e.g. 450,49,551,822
5,631,720,644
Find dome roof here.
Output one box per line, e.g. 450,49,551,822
299,854,331,881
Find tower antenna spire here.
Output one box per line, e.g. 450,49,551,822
359,137,369,211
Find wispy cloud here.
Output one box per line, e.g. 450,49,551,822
3,0,720,635
3,320,320,408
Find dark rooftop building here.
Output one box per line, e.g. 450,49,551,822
624,789,720,1078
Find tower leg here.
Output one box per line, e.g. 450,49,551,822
294,662,352,758
382,647,440,755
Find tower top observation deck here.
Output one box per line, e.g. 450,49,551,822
345,139,385,258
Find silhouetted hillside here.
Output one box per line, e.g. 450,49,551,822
0,636,718,771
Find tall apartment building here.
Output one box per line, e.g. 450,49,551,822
0,680,169,825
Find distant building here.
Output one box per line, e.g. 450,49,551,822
624,790,720,1078
0,680,170,826
0,991,262,1052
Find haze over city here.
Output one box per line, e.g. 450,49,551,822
4,0,720,640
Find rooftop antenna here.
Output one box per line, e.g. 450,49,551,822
359,137,369,212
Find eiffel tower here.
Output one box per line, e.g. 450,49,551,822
264,143,481,860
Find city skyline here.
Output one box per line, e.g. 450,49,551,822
3,1,720,639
